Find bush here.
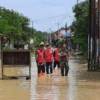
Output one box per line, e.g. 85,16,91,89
2,46,11,50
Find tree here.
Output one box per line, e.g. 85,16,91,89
0,6,46,49
71,0,89,57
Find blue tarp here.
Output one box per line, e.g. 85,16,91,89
65,32,71,37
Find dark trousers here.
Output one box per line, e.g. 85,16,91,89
46,62,53,74
37,63,45,74
54,61,60,68
61,61,69,76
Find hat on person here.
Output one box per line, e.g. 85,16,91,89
39,44,44,47
46,43,50,46
39,42,44,47
40,42,44,45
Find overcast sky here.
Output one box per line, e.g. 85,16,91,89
0,0,85,32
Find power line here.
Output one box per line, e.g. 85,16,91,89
77,0,79,4
47,13,73,31
31,0,75,31
59,17,72,28
32,0,74,22
33,13,70,22
49,0,75,31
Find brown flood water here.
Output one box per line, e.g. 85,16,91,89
0,56,100,100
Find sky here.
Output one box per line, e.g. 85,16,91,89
0,0,85,32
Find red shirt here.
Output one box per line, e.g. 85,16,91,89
44,49,53,62
54,49,60,61
37,50,45,63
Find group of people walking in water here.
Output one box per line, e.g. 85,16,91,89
35,42,69,77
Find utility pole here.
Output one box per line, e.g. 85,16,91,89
65,22,67,31
32,21,34,39
57,22,60,32
29,21,34,50
88,0,100,71
32,21,35,42
97,0,100,69
32,21,34,35
88,0,96,71
88,0,92,71
56,22,60,39
77,0,79,4
91,0,96,70
49,28,52,44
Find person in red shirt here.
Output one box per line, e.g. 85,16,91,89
44,43,53,74
53,45,61,70
35,44,45,77
35,44,40,64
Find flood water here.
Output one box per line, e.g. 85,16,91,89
0,56,100,100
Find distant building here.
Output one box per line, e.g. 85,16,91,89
52,28,66,40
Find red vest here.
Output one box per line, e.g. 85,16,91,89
45,49,53,62
54,49,60,61
37,50,44,63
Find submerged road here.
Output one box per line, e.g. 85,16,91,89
0,56,100,100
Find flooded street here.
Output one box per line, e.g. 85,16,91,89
0,56,100,100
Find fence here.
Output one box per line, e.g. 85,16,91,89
1,50,31,79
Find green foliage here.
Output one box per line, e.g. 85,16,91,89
71,0,89,54
2,46,11,50
0,6,46,49
33,31,45,47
